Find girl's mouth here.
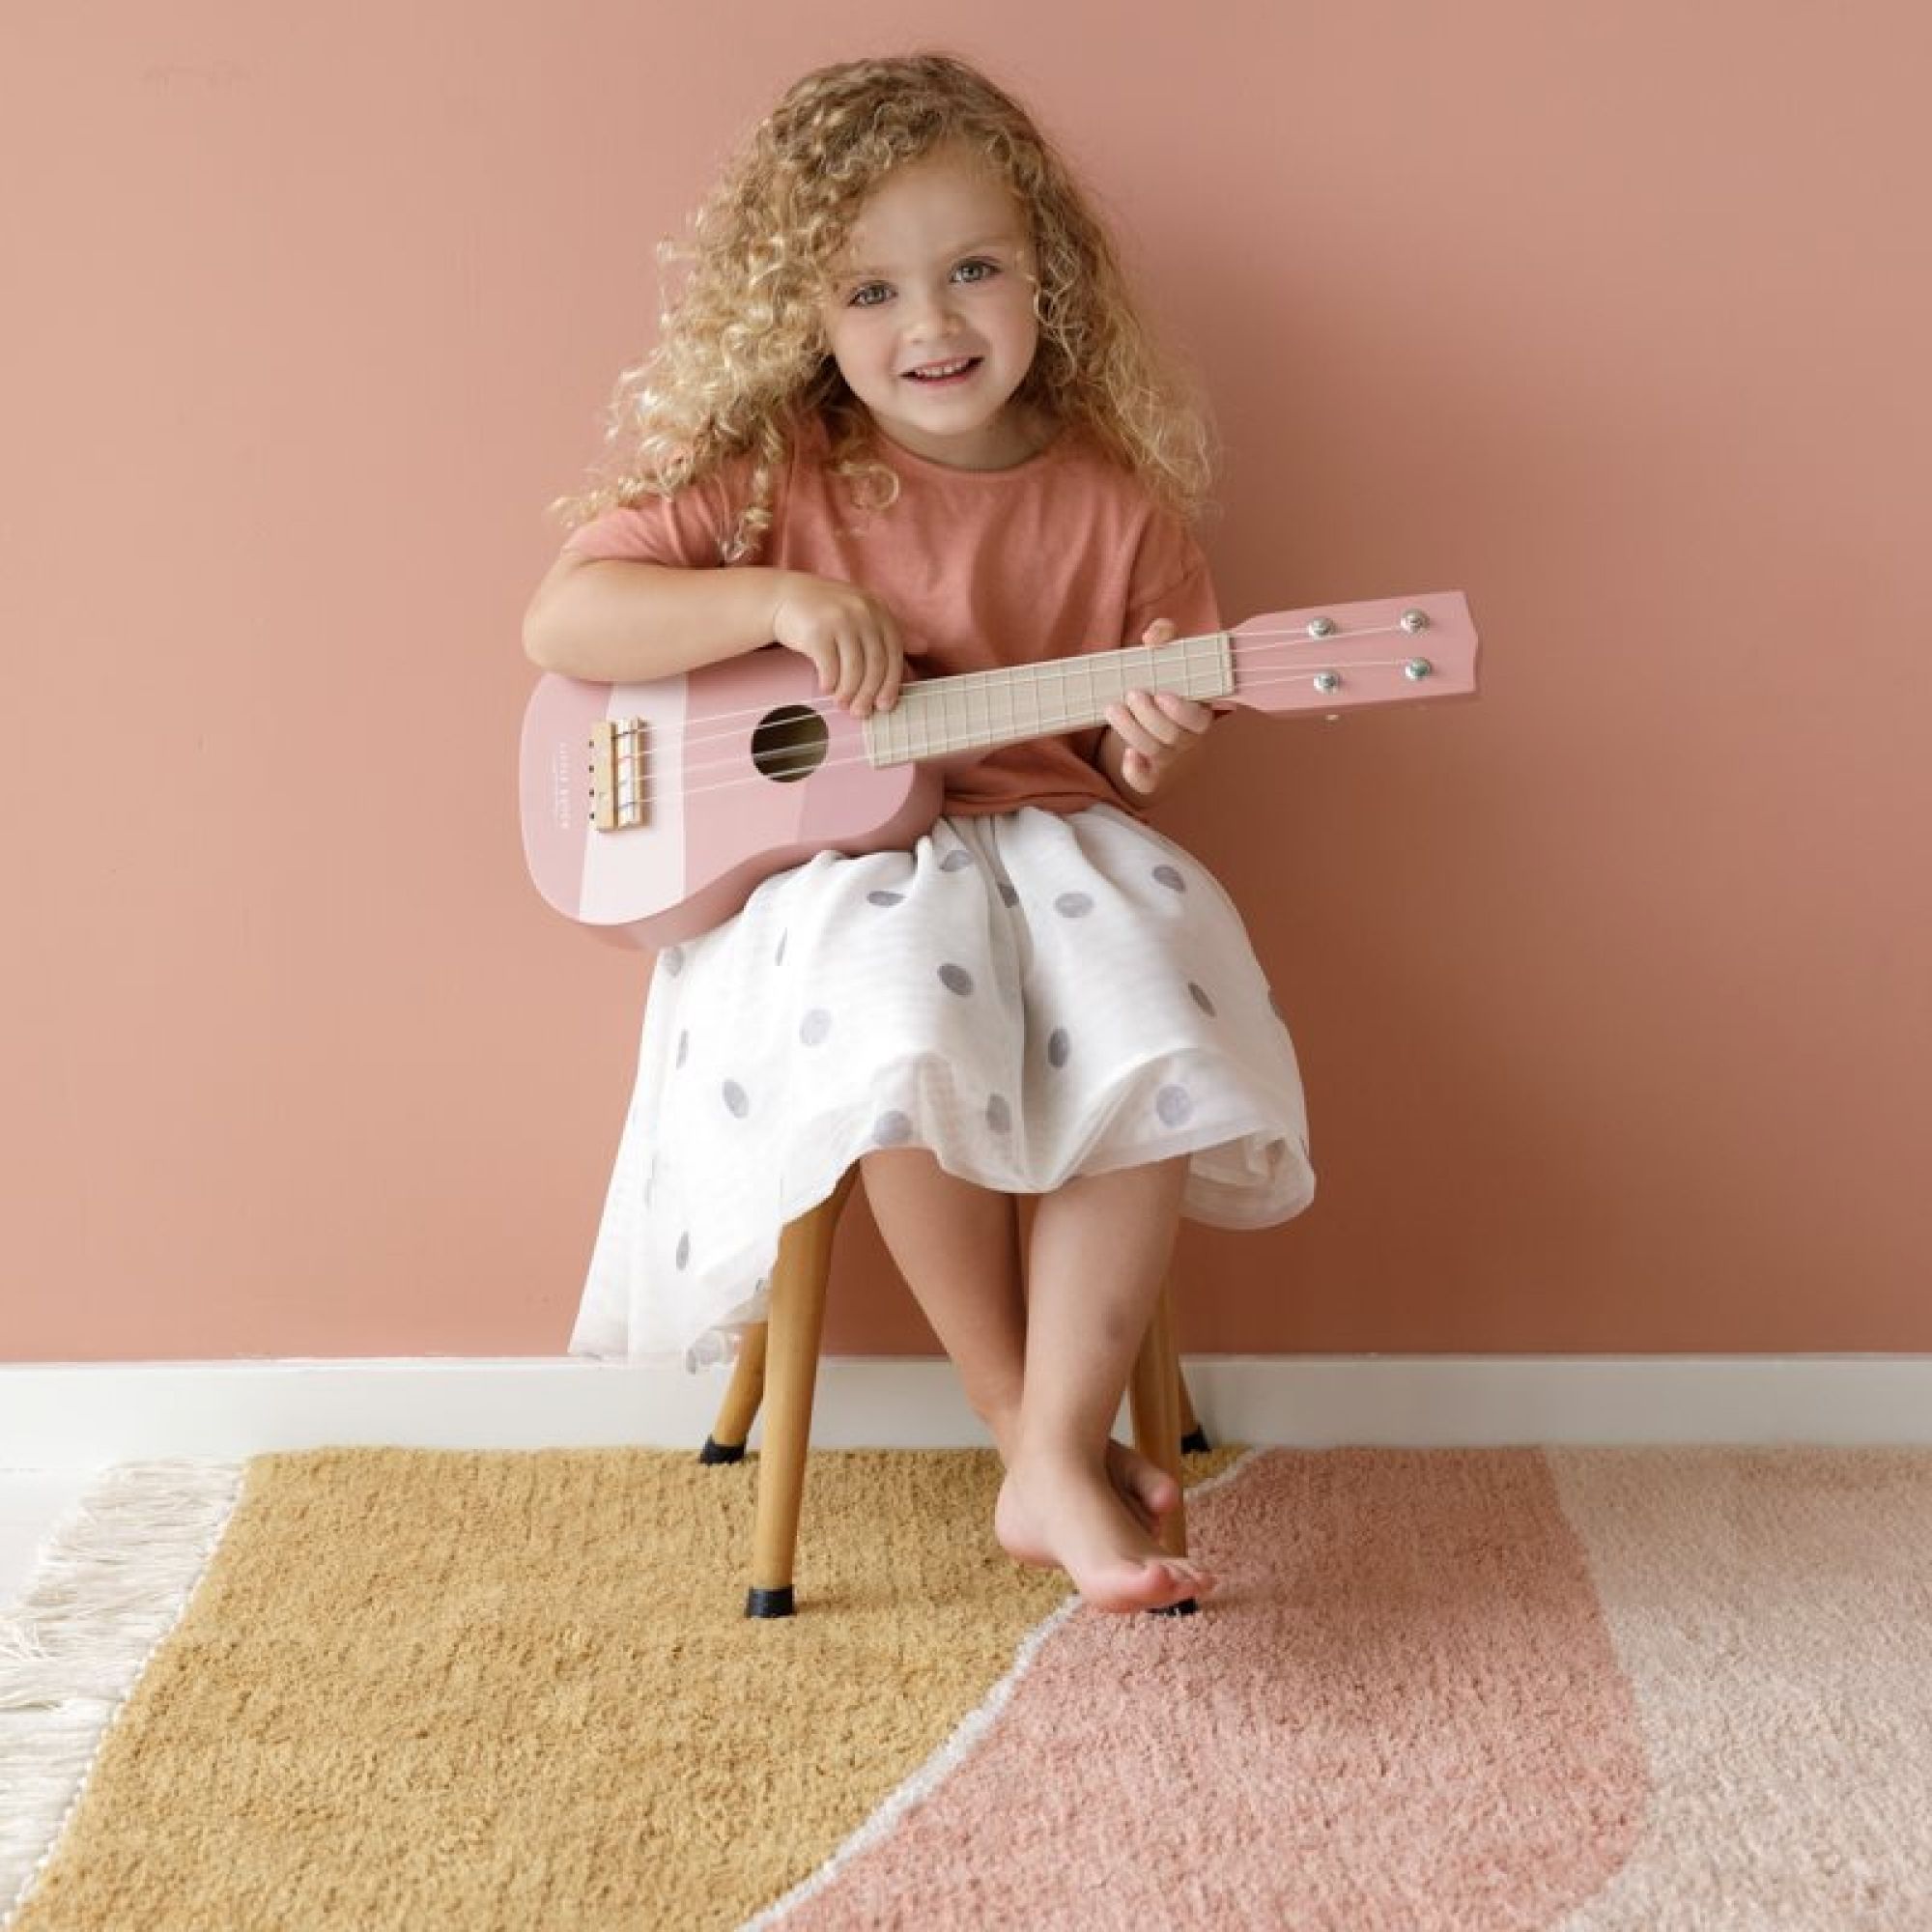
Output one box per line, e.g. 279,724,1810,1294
905,357,981,385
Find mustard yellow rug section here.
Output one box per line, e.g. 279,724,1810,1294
14,1444,1241,1932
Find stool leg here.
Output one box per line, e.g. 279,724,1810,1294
1178,1366,1210,1457
1127,1276,1197,1617
700,1323,768,1463
747,1170,856,1618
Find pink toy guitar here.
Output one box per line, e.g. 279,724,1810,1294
519,591,1478,947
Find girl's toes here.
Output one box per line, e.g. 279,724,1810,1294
1104,1441,1180,1527
1157,1558,1215,1601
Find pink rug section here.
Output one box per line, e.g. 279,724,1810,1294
777,1449,1649,1930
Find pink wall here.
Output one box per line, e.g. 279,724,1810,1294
6,2,1928,1362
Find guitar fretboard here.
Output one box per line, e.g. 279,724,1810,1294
862,631,1235,768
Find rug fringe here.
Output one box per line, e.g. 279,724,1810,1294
0,1461,243,1926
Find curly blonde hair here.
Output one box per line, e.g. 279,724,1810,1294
551,52,1217,560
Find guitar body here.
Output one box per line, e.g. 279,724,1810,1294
520,647,942,949
520,592,1478,949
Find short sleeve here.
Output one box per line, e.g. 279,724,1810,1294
559,453,762,569
1122,510,1223,643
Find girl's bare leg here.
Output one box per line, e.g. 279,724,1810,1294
859,1150,1179,1529
995,1156,1217,1613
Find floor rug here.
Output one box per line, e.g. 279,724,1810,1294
4,1445,1931,1929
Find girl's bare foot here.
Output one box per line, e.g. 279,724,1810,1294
1105,1438,1180,1535
987,1422,1179,1534
994,1448,1216,1613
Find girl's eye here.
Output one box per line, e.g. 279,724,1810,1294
845,260,999,307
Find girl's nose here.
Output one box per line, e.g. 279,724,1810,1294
901,285,961,335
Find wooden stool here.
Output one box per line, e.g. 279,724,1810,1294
698,1167,1212,1618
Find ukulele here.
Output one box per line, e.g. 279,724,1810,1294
519,591,1478,948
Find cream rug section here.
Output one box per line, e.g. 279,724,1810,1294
1548,1448,1932,1930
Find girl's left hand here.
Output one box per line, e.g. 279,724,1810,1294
1103,618,1232,797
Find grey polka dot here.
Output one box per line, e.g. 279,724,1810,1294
663,944,687,974
1047,1028,1071,1069
675,1232,691,1270
775,931,788,967
799,1009,833,1046
998,883,1020,908
722,1080,750,1119
1054,892,1094,919
872,1110,914,1147
867,890,905,908
985,1093,1011,1134
1155,1085,1195,1126
1188,981,1218,1017
938,963,974,996
939,848,974,872
1152,865,1186,894
676,1030,690,1067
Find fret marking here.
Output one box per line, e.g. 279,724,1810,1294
867,629,1234,768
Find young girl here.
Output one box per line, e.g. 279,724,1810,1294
524,52,1314,1615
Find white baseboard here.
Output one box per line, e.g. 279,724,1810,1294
4,1356,1932,1468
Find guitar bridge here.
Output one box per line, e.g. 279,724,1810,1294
590,717,648,832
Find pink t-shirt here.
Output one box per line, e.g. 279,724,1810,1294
559,415,1222,818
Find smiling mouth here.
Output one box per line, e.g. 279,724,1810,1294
905,357,981,382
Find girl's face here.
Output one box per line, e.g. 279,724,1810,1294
818,144,1042,470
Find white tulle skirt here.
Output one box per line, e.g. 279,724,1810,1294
569,803,1315,1368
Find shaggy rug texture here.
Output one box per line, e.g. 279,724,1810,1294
4,1444,1930,1928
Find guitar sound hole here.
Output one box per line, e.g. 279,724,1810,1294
749,703,830,784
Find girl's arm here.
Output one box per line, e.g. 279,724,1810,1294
523,554,908,715
521,553,795,683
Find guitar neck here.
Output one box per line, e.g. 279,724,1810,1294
862,631,1235,768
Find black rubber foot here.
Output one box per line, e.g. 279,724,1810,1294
698,1436,747,1464
1179,1427,1211,1456
746,1585,795,1618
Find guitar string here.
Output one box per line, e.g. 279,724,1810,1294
579,622,1445,813
598,654,1442,816
590,657,1439,820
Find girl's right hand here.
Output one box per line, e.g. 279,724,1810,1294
768,572,906,718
